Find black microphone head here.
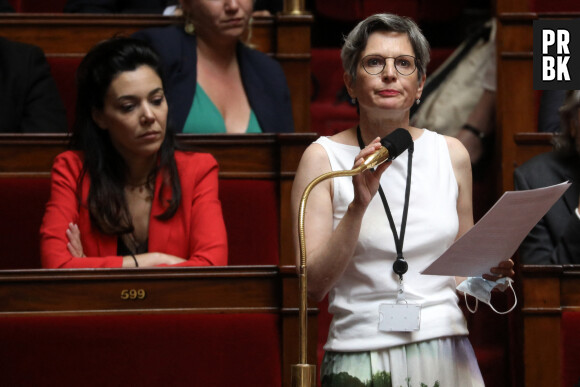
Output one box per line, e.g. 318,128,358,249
380,128,413,160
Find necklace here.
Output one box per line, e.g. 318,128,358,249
126,181,149,193
125,180,154,201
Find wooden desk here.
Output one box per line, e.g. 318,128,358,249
513,132,553,167
0,265,317,387
0,13,312,132
517,265,580,387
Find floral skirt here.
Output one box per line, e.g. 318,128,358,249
321,336,484,387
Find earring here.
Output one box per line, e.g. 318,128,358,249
184,14,195,35
416,98,421,105
245,17,254,44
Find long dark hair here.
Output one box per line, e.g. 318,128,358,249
70,37,181,235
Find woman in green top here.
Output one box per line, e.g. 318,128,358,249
133,0,295,134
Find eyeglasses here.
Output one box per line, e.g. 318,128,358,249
360,54,417,76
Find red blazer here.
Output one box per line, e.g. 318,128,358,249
40,150,228,268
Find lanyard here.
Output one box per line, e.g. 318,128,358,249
356,126,413,281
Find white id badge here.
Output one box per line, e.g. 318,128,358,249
378,303,421,332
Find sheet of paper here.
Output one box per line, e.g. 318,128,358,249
421,182,571,277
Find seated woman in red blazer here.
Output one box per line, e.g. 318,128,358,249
40,37,228,268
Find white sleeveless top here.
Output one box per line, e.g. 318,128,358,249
315,129,468,352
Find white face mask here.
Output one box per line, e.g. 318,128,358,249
456,276,517,314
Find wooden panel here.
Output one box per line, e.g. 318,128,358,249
521,268,562,310
0,266,281,315
516,265,580,387
514,132,553,168
522,316,561,387
496,0,532,13
499,17,534,53
561,270,580,307
0,14,277,56
0,14,176,55
0,133,316,177
498,58,535,192
276,14,312,133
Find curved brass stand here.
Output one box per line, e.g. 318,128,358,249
283,0,306,15
291,147,389,387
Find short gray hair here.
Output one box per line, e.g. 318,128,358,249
341,13,430,84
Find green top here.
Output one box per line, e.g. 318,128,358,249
183,84,262,133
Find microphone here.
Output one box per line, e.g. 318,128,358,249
361,128,414,171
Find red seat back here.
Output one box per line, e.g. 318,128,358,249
0,177,50,269
47,56,82,132
219,179,279,265
561,311,580,386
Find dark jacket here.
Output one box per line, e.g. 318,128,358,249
0,37,67,133
133,25,294,133
514,151,580,264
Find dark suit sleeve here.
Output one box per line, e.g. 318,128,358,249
514,167,580,264
19,46,68,133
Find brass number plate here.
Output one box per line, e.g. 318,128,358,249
120,289,147,300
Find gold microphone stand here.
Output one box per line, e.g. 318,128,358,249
291,147,390,387
283,0,306,15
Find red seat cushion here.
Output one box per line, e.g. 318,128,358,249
0,313,282,386
562,311,580,386
219,179,279,265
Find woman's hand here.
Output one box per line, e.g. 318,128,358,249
125,252,187,267
351,137,391,209
483,258,515,282
66,223,85,257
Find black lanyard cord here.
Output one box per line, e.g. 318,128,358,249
356,126,413,280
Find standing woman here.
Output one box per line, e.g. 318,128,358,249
291,14,514,386
133,0,294,134
40,37,228,268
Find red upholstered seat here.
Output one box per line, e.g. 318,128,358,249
219,179,279,265
561,311,580,386
0,313,282,387
0,178,50,269
310,48,359,136
47,56,82,132
0,178,278,269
